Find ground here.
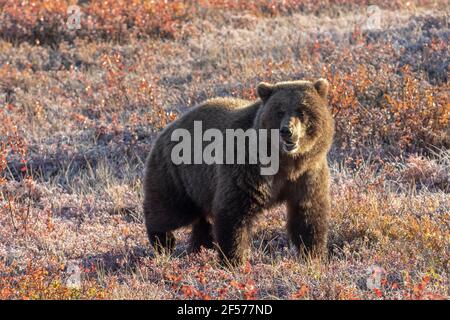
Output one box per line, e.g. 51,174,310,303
0,0,448,299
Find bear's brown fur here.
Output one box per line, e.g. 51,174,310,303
143,79,334,265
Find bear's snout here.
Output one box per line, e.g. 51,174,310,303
280,126,293,139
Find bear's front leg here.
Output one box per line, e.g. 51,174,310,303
214,212,253,266
213,184,263,266
286,164,331,257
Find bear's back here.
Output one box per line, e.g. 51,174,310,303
200,97,251,110
147,97,261,210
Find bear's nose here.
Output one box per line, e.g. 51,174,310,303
280,126,292,138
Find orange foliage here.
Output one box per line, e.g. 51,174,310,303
0,0,432,43
0,259,112,299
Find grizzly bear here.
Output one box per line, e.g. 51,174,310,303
143,79,334,265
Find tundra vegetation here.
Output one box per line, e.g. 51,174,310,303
0,0,448,299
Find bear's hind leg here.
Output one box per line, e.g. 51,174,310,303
144,195,198,255
189,217,214,253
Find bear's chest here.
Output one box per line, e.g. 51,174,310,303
265,174,291,206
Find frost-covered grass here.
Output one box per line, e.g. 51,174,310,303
0,1,448,299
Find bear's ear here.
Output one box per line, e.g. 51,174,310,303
257,82,274,102
314,78,329,99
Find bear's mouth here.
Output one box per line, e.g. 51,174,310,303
281,138,299,153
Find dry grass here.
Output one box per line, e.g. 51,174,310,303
0,0,448,299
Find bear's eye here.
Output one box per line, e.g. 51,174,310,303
298,110,308,121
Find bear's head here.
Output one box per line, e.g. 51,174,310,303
256,79,334,157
